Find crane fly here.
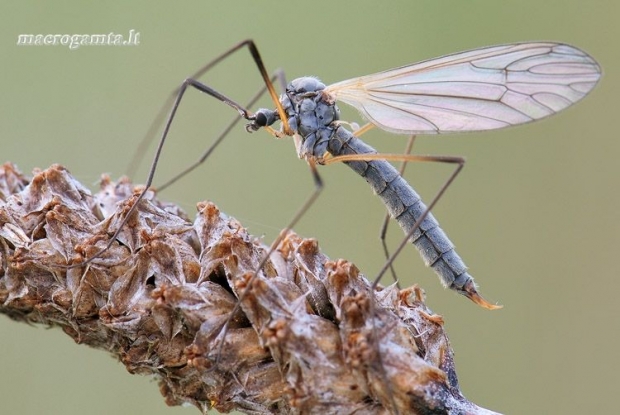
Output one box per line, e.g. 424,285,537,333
82,41,600,311
245,42,601,308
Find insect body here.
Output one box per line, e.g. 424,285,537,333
87,41,599,310
247,43,601,308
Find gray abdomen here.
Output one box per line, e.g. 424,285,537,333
327,127,473,291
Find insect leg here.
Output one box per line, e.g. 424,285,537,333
378,135,416,286
72,40,288,268
69,79,254,268
157,70,287,192
211,157,324,367
325,152,500,309
350,128,418,286
127,40,288,177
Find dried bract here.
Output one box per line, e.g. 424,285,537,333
0,163,500,414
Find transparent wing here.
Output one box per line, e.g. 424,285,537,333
324,42,601,134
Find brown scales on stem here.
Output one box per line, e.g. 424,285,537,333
0,163,500,414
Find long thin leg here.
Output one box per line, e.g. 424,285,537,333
366,154,499,412
325,151,466,289
326,139,423,414
373,155,463,289
71,40,289,268
211,158,324,367
348,125,418,286
380,135,416,286
325,151,499,308
68,79,257,269
328,149,481,413
127,40,289,178
158,70,287,192
372,155,500,311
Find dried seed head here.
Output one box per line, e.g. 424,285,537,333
0,163,500,414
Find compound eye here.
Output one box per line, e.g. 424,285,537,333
252,109,277,128
254,111,269,127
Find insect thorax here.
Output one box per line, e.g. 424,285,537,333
282,77,341,160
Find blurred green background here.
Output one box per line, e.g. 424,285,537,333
0,1,617,414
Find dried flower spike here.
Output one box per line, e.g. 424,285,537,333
0,163,500,414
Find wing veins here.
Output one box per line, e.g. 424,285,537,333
364,92,522,126
324,42,600,134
